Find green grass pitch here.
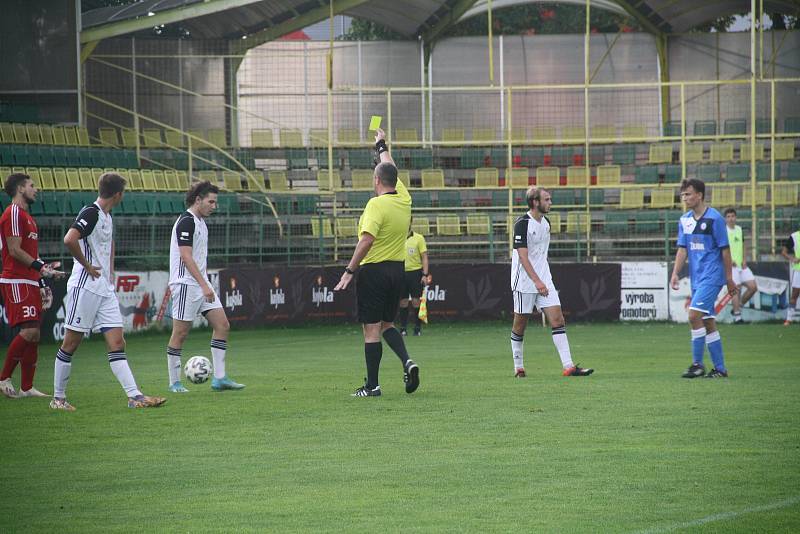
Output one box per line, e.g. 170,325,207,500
3,322,799,532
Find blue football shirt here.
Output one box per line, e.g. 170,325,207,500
676,207,729,288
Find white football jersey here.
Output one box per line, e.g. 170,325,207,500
510,212,552,293
67,201,115,297
169,210,209,286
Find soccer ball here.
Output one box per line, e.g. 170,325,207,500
184,356,212,384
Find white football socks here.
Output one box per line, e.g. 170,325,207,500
53,349,72,398
551,326,574,369
167,346,182,385
510,331,524,369
210,339,227,379
108,352,142,398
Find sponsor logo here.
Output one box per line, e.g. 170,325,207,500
425,284,446,302
77,219,87,228
270,275,284,309
116,275,141,292
690,242,705,250
700,222,707,230
624,292,655,305
312,286,334,306
27,232,38,240
225,277,242,311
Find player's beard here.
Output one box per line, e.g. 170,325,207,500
24,193,36,205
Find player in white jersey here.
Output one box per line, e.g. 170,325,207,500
509,187,594,378
50,173,166,411
165,181,244,392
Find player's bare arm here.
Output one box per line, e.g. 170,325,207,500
517,246,548,296
782,245,800,264
179,245,214,302
335,232,375,291
63,228,101,279
375,128,395,166
421,251,431,285
670,247,688,290
721,248,736,295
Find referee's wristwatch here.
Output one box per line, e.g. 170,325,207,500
344,267,356,275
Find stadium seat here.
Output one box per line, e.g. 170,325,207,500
596,165,621,186
78,168,95,190
604,211,630,236
648,144,672,164
619,189,644,209
142,129,163,147
693,120,716,136
680,144,703,163
561,126,584,143
164,130,185,148
124,169,144,191
394,129,418,144
90,167,104,185
279,129,303,148
590,124,616,141
622,124,646,140
397,170,411,187
785,162,800,181
442,128,465,143
337,129,360,146
120,129,138,148
650,189,675,208
410,149,433,169
411,191,432,208
51,125,67,146
98,127,119,147
506,167,529,188
710,186,735,207
52,168,68,190
251,129,274,148
348,149,373,168
460,148,485,169
723,119,747,135
741,185,768,206
612,145,636,165
12,123,28,144
664,164,682,182
151,170,167,191
550,189,574,207
566,166,589,187
185,128,206,148
725,164,749,182
634,166,659,184
421,169,445,189
65,168,81,190
141,169,157,191
474,167,499,188
566,211,589,234
62,126,78,146
520,147,545,167
550,147,575,167
207,129,226,148
531,125,556,143
335,217,358,237
25,124,42,144
222,171,244,192
710,142,734,162
773,142,795,160
24,167,41,186
164,170,181,191
740,142,764,161
77,127,90,146
510,127,527,143
436,215,461,236
755,118,774,134
635,210,661,233
535,167,560,187
310,217,333,238
773,183,799,206
286,148,308,169
466,214,490,235
37,167,56,190
490,147,509,167
267,170,288,191
39,124,54,145
317,169,341,191
784,117,800,133
351,169,374,189
755,162,773,182
663,121,681,137
411,216,430,236
696,164,722,182
0,123,14,143
437,190,460,207
472,128,496,144
309,128,329,147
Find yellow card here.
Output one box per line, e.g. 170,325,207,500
369,115,382,131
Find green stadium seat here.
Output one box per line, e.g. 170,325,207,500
551,147,575,167
310,216,333,238
410,191,432,208
784,117,800,133
588,146,605,166
663,121,681,137
755,118,774,134
551,189,575,207
347,149,373,169
437,190,460,208
725,164,749,182
604,211,630,236
589,189,605,206
490,147,509,168
520,147,545,167
773,142,795,161
785,161,800,181
755,162,773,182
460,148,485,169
723,119,746,135
612,145,636,165
693,120,716,136
410,149,433,169
286,148,307,170
346,191,372,209
635,210,661,233
664,164,682,182
634,165,659,184
696,164,722,182
120,129,138,148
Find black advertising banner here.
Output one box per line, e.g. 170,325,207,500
219,263,622,326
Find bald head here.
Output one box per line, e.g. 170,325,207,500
374,162,398,188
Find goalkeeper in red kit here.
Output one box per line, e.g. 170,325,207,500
0,173,64,398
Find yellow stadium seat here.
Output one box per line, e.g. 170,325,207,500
680,143,703,163
510,127,528,143
222,171,245,191
335,217,358,237
63,126,79,146
622,124,647,140
436,215,461,236
466,214,490,235
535,167,560,187
472,128,496,144
710,186,735,207
648,144,672,164
125,169,144,191
0,166,10,179
51,125,67,145
394,129,418,143
65,168,81,190
773,183,798,206
140,169,156,191
251,129,274,148
39,124,54,145
53,168,68,190
279,129,303,148
175,170,190,190
37,168,55,190
506,167,529,188
186,129,206,148
99,127,120,147
24,167,41,186
120,129,138,148
317,169,341,191
531,125,556,143
337,128,360,146
474,167,499,188
566,211,590,234
142,129,163,147
590,124,616,141
309,128,329,147
351,169,373,189
773,141,795,160
710,142,734,162
0,123,14,143
164,170,180,191
25,124,42,144
311,217,333,237
650,189,675,208
164,130,185,148
739,142,764,161
741,185,768,206
77,127,90,146
546,212,561,233
78,168,95,190
421,169,445,189
442,128,465,143
596,165,621,186
12,123,28,143
561,126,585,143
619,189,644,209
196,170,216,186
206,129,226,148
566,166,590,186
91,168,104,183
411,216,430,236
268,170,288,191
153,170,168,191
397,170,411,186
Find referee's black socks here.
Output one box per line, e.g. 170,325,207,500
398,306,409,328
383,327,410,366
365,342,382,388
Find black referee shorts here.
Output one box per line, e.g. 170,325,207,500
401,269,424,300
356,261,405,324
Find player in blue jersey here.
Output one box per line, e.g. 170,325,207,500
670,179,737,379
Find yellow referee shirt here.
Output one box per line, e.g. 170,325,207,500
404,232,427,272
358,173,411,265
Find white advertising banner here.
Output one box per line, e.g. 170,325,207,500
620,262,669,321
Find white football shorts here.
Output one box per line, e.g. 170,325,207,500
170,283,222,322
64,288,123,333
512,284,561,315
731,266,755,286
792,269,800,289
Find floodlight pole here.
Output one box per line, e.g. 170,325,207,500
750,0,758,261
584,0,592,259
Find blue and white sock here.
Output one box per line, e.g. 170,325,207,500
706,331,726,372
108,351,142,398
210,339,227,379
54,348,72,399
691,327,706,366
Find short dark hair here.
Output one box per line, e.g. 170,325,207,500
186,180,219,207
98,172,127,198
4,173,30,199
723,207,736,216
526,186,546,209
374,162,398,187
680,178,705,199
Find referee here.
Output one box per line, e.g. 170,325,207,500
334,128,420,397
398,220,430,337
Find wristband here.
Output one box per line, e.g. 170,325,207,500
375,139,389,155
422,272,429,277
38,278,49,288
30,260,44,271
344,267,355,275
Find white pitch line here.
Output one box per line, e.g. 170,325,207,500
632,495,800,534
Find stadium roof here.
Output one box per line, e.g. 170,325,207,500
80,0,800,44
